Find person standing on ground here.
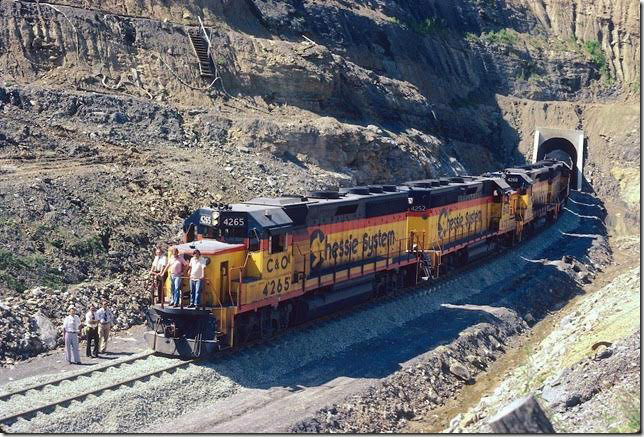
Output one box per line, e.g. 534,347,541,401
168,248,188,307
187,249,208,308
149,246,168,304
63,306,82,364
96,300,115,354
85,303,100,358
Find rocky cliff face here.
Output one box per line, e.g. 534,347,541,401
520,0,640,84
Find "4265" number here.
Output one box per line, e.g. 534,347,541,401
262,276,290,296
223,217,245,227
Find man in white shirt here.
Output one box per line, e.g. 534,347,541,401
96,300,115,353
85,304,100,358
63,306,82,364
187,249,208,308
149,246,168,304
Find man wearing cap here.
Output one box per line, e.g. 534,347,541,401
85,303,100,358
62,306,82,364
96,300,115,353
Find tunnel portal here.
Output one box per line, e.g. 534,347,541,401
533,128,584,190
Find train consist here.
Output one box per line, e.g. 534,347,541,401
145,159,571,357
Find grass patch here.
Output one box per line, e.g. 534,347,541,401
630,81,640,93
584,40,606,66
385,15,402,26
606,390,641,432
528,72,544,83
63,235,106,257
387,15,447,37
0,274,27,293
481,28,517,45
409,17,446,36
0,250,65,292
583,39,612,82
464,32,478,44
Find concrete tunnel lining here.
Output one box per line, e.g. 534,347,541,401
533,127,584,190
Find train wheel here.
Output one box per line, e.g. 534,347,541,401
375,274,387,296
278,303,292,329
259,308,275,339
234,313,254,345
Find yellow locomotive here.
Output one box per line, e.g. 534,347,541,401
145,160,570,357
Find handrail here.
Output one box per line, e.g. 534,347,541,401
228,252,251,308
197,16,212,60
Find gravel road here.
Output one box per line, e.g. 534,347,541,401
3,192,606,433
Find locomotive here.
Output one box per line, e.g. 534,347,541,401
144,159,570,357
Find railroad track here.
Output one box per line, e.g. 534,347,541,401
0,351,196,426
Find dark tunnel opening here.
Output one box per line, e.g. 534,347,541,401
537,137,578,189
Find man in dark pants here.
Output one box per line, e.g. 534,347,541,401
85,303,100,358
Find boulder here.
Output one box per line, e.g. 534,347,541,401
594,345,613,360
449,361,473,383
33,311,58,350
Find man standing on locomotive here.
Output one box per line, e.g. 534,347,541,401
149,246,168,303
187,249,208,308
168,248,188,307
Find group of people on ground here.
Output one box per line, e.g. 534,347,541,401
150,246,208,308
61,245,207,365
62,300,115,365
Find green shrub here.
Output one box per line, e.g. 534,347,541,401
388,15,447,37
0,250,64,292
465,32,479,43
386,16,402,26
584,40,605,66
409,17,446,36
0,274,26,293
583,40,614,83
482,28,517,45
630,81,640,94
64,235,106,256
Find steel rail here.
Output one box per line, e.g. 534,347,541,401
0,350,156,402
0,358,195,425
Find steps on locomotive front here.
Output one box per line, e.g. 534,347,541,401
187,28,214,78
151,303,213,314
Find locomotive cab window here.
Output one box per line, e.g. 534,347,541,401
269,234,287,253
248,230,260,252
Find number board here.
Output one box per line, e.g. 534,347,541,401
220,213,247,230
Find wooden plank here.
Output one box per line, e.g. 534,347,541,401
489,395,555,433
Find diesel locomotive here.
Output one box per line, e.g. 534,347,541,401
145,159,570,357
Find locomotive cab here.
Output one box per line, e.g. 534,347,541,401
145,239,246,357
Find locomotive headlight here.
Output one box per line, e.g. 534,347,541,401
212,211,220,225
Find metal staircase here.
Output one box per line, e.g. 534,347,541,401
188,28,214,78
